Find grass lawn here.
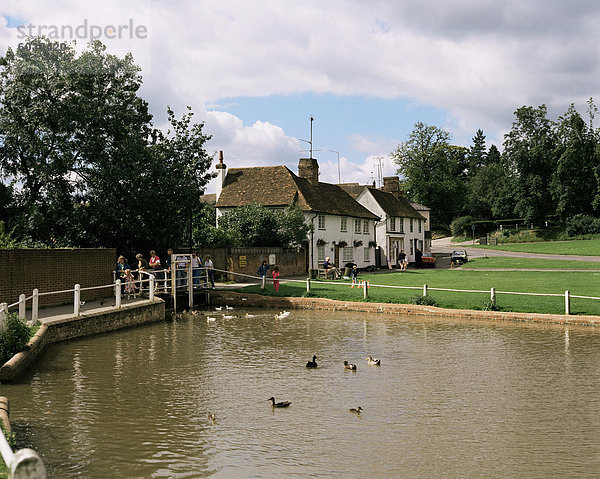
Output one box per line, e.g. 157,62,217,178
464,257,600,270
474,239,600,256
238,269,600,316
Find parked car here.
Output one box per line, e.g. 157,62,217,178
451,250,469,265
421,252,436,267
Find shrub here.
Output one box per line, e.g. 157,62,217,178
410,295,438,306
0,313,33,364
565,214,600,237
450,215,473,237
482,300,500,311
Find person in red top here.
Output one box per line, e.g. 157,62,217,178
149,250,163,290
271,266,280,293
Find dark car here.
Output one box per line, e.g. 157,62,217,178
451,250,468,266
421,252,436,267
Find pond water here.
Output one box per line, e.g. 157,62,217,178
3,309,600,478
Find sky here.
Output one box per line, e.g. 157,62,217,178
1,0,600,193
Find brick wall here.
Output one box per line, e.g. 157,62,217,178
0,248,117,306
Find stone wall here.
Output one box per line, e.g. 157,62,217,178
0,248,116,306
0,299,165,383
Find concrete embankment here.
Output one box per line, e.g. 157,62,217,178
0,299,165,383
208,291,600,327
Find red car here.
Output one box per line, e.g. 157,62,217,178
421,252,436,267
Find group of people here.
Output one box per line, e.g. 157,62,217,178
256,260,281,293
322,257,359,284
116,250,215,294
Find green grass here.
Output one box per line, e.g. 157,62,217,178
465,257,600,270
474,239,600,256
239,269,600,316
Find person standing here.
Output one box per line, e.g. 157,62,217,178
164,248,173,290
399,249,406,271
351,265,358,287
257,260,270,278
191,252,202,287
136,254,150,292
176,253,187,288
204,255,215,289
149,250,162,290
271,266,280,293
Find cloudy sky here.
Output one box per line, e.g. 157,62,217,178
2,0,599,193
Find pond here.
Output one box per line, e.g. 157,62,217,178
3,309,600,478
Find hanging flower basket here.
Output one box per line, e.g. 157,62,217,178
337,240,348,248
368,240,377,248
316,238,328,246
353,240,363,247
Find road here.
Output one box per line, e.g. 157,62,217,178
431,237,600,263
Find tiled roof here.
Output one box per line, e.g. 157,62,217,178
363,187,425,219
216,166,378,219
200,193,216,203
410,202,431,211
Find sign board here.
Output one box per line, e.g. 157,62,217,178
239,255,247,268
269,254,276,265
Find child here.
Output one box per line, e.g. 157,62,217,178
271,266,280,293
123,269,137,298
351,265,358,287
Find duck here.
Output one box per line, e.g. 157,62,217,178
366,356,381,366
244,313,256,318
275,311,290,319
225,305,234,310
306,355,318,368
207,413,217,422
215,306,223,311
349,406,363,414
344,361,357,370
206,316,216,322
222,314,235,319
268,397,291,408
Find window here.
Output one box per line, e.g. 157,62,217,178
340,217,347,232
343,247,354,262
419,240,423,251
317,245,325,263
364,247,370,262
418,220,422,233
354,219,361,234
363,220,369,234
410,241,414,255
390,217,396,232
410,218,414,232
318,214,325,230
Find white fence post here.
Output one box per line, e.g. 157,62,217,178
188,261,193,309
491,287,496,306
565,290,570,315
423,284,428,297
306,277,311,293
0,303,7,332
115,280,122,308
74,284,81,316
18,294,26,320
149,275,155,301
32,289,39,324
261,275,266,290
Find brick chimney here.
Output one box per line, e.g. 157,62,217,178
383,176,402,198
215,150,227,200
298,157,319,186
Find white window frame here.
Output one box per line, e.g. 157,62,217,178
363,220,369,234
317,245,325,263
410,218,414,233
363,247,370,262
418,220,422,233
354,219,361,234
390,217,396,232
343,247,354,263
399,218,404,233
318,214,326,230
340,217,347,232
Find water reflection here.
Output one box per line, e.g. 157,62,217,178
3,310,600,478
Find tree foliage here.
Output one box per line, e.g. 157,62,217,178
0,38,214,253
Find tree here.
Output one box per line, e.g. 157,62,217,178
391,122,467,228
551,104,599,220
466,129,487,176
502,105,556,223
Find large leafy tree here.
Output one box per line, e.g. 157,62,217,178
391,122,467,228
502,105,556,223
0,38,214,252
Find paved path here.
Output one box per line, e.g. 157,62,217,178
432,237,600,263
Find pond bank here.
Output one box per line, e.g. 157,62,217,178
208,291,600,327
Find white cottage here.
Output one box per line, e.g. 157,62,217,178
214,154,379,272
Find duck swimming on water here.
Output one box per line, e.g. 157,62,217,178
349,406,362,414
306,355,318,368
344,361,357,370
268,397,291,408
366,356,380,365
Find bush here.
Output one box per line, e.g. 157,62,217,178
0,313,33,364
450,215,473,237
566,214,600,237
482,300,500,311
410,295,438,306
